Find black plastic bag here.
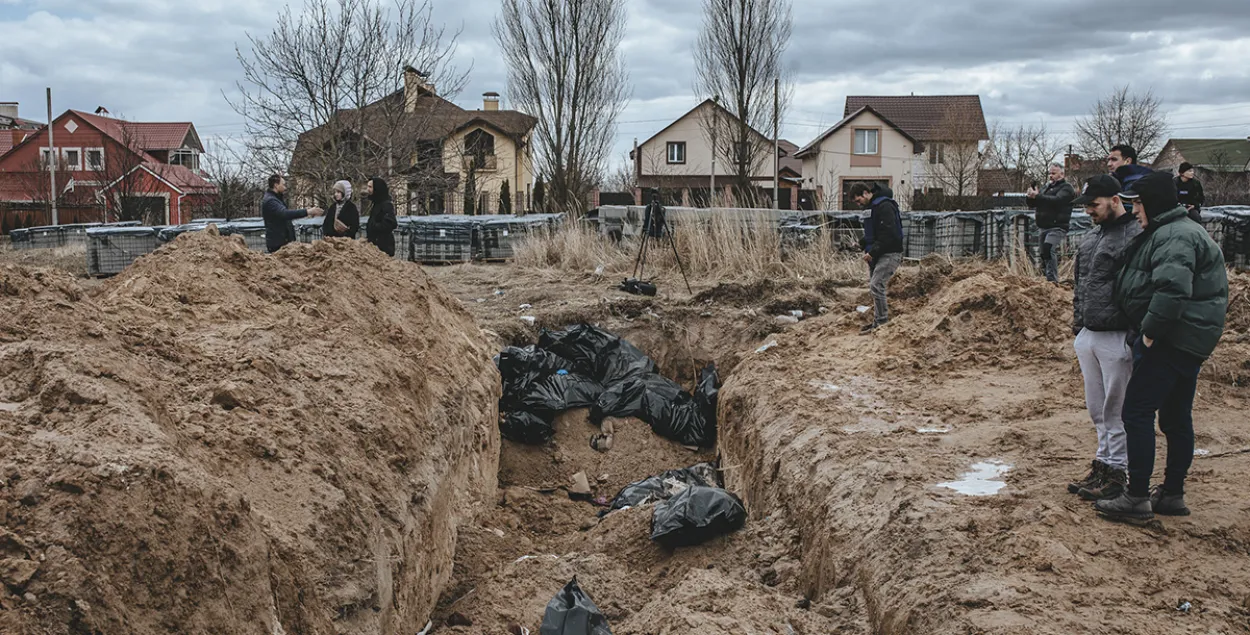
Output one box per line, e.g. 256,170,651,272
694,363,719,443
594,338,658,385
498,345,574,383
606,462,722,512
539,577,612,635
538,325,620,378
499,411,555,445
650,486,746,548
516,373,605,415
591,374,714,447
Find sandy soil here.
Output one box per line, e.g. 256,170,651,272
431,257,1250,634
0,232,500,634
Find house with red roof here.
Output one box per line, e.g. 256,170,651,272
0,108,218,227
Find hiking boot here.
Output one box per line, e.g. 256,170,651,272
1150,486,1191,516
860,320,887,334
1067,460,1105,494
1079,468,1127,501
1094,492,1153,523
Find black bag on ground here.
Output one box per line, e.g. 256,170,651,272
592,374,714,447
606,462,722,512
498,345,575,384
650,486,746,548
516,373,605,415
594,337,658,385
538,325,620,378
539,577,612,635
499,411,555,445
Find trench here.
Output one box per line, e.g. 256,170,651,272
425,307,884,634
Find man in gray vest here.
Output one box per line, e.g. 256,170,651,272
1066,174,1142,501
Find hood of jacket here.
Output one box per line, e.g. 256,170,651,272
334,180,353,201
870,184,895,205
1113,164,1152,189
369,177,391,202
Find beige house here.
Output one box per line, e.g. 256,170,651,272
796,95,988,210
630,99,801,208
291,69,537,215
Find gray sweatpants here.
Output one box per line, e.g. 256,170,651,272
868,252,902,325
1038,228,1067,283
1074,328,1131,470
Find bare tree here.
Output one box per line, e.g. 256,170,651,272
494,0,630,217
986,121,1064,193
694,0,793,207
1203,149,1250,206
229,0,466,206
194,139,262,220
926,107,987,199
603,154,637,193
1074,86,1168,162
89,122,172,224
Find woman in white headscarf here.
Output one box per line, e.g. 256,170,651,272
323,180,360,239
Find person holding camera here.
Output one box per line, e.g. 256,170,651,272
851,182,904,333
1026,163,1076,283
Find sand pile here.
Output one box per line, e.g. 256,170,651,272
0,232,500,634
1206,270,1250,385
882,271,1073,368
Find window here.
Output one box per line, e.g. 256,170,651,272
40,148,53,170
86,148,105,171
928,143,946,165
465,129,496,157
666,141,686,164
853,129,879,155
62,148,82,171
170,149,200,171
841,179,889,211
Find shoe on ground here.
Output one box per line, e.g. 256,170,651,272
1068,460,1105,494
1150,485,1191,516
860,320,887,334
1094,492,1153,522
1079,468,1127,501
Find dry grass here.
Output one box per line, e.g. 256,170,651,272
512,214,865,283
0,242,88,277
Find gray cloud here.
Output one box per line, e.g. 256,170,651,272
1,0,1248,172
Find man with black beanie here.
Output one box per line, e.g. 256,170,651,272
1095,171,1228,523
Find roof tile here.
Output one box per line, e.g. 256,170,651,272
844,95,988,141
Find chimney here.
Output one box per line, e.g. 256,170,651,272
483,92,500,111
0,102,17,119
403,66,435,113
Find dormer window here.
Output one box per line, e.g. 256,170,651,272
170,149,200,171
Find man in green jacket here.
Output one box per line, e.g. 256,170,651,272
1095,171,1228,523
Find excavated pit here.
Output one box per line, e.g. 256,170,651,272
434,260,1250,635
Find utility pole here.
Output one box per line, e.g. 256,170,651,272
773,78,779,211
710,96,719,209
47,87,58,225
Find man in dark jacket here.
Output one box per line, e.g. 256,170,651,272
1027,162,1077,282
1107,144,1152,214
851,182,904,333
1095,171,1228,523
364,177,398,257
261,174,323,253
1067,174,1142,501
1175,162,1204,221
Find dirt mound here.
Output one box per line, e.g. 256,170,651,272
0,232,500,634
883,271,1073,369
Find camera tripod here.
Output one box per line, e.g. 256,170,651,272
623,194,692,296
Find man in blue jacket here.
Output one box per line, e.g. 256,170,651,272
851,182,904,333
261,174,323,253
1107,144,1152,213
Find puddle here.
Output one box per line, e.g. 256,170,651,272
937,460,1012,496
1194,448,1210,456
0,402,21,412
916,425,951,434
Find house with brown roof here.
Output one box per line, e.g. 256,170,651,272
629,99,802,208
0,108,217,226
795,95,988,210
1154,137,1250,204
289,68,537,215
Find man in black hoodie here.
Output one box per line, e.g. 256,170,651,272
364,177,398,257
851,182,904,333
1175,162,1204,221
1027,162,1077,282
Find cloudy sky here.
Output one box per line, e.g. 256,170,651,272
3,0,1249,172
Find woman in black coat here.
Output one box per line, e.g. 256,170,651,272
365,177,397,257
323,179,360,239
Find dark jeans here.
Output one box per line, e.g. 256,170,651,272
1122,336,1202,497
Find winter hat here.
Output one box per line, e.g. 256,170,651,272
1178,162,1193,174
333,180,352,200
1120,171,1179,218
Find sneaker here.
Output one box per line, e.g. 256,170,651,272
859,323,879,334
1094,492,1153,523
1150,486,1191,516
1067,460,1105,494
1079,468,1127,501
